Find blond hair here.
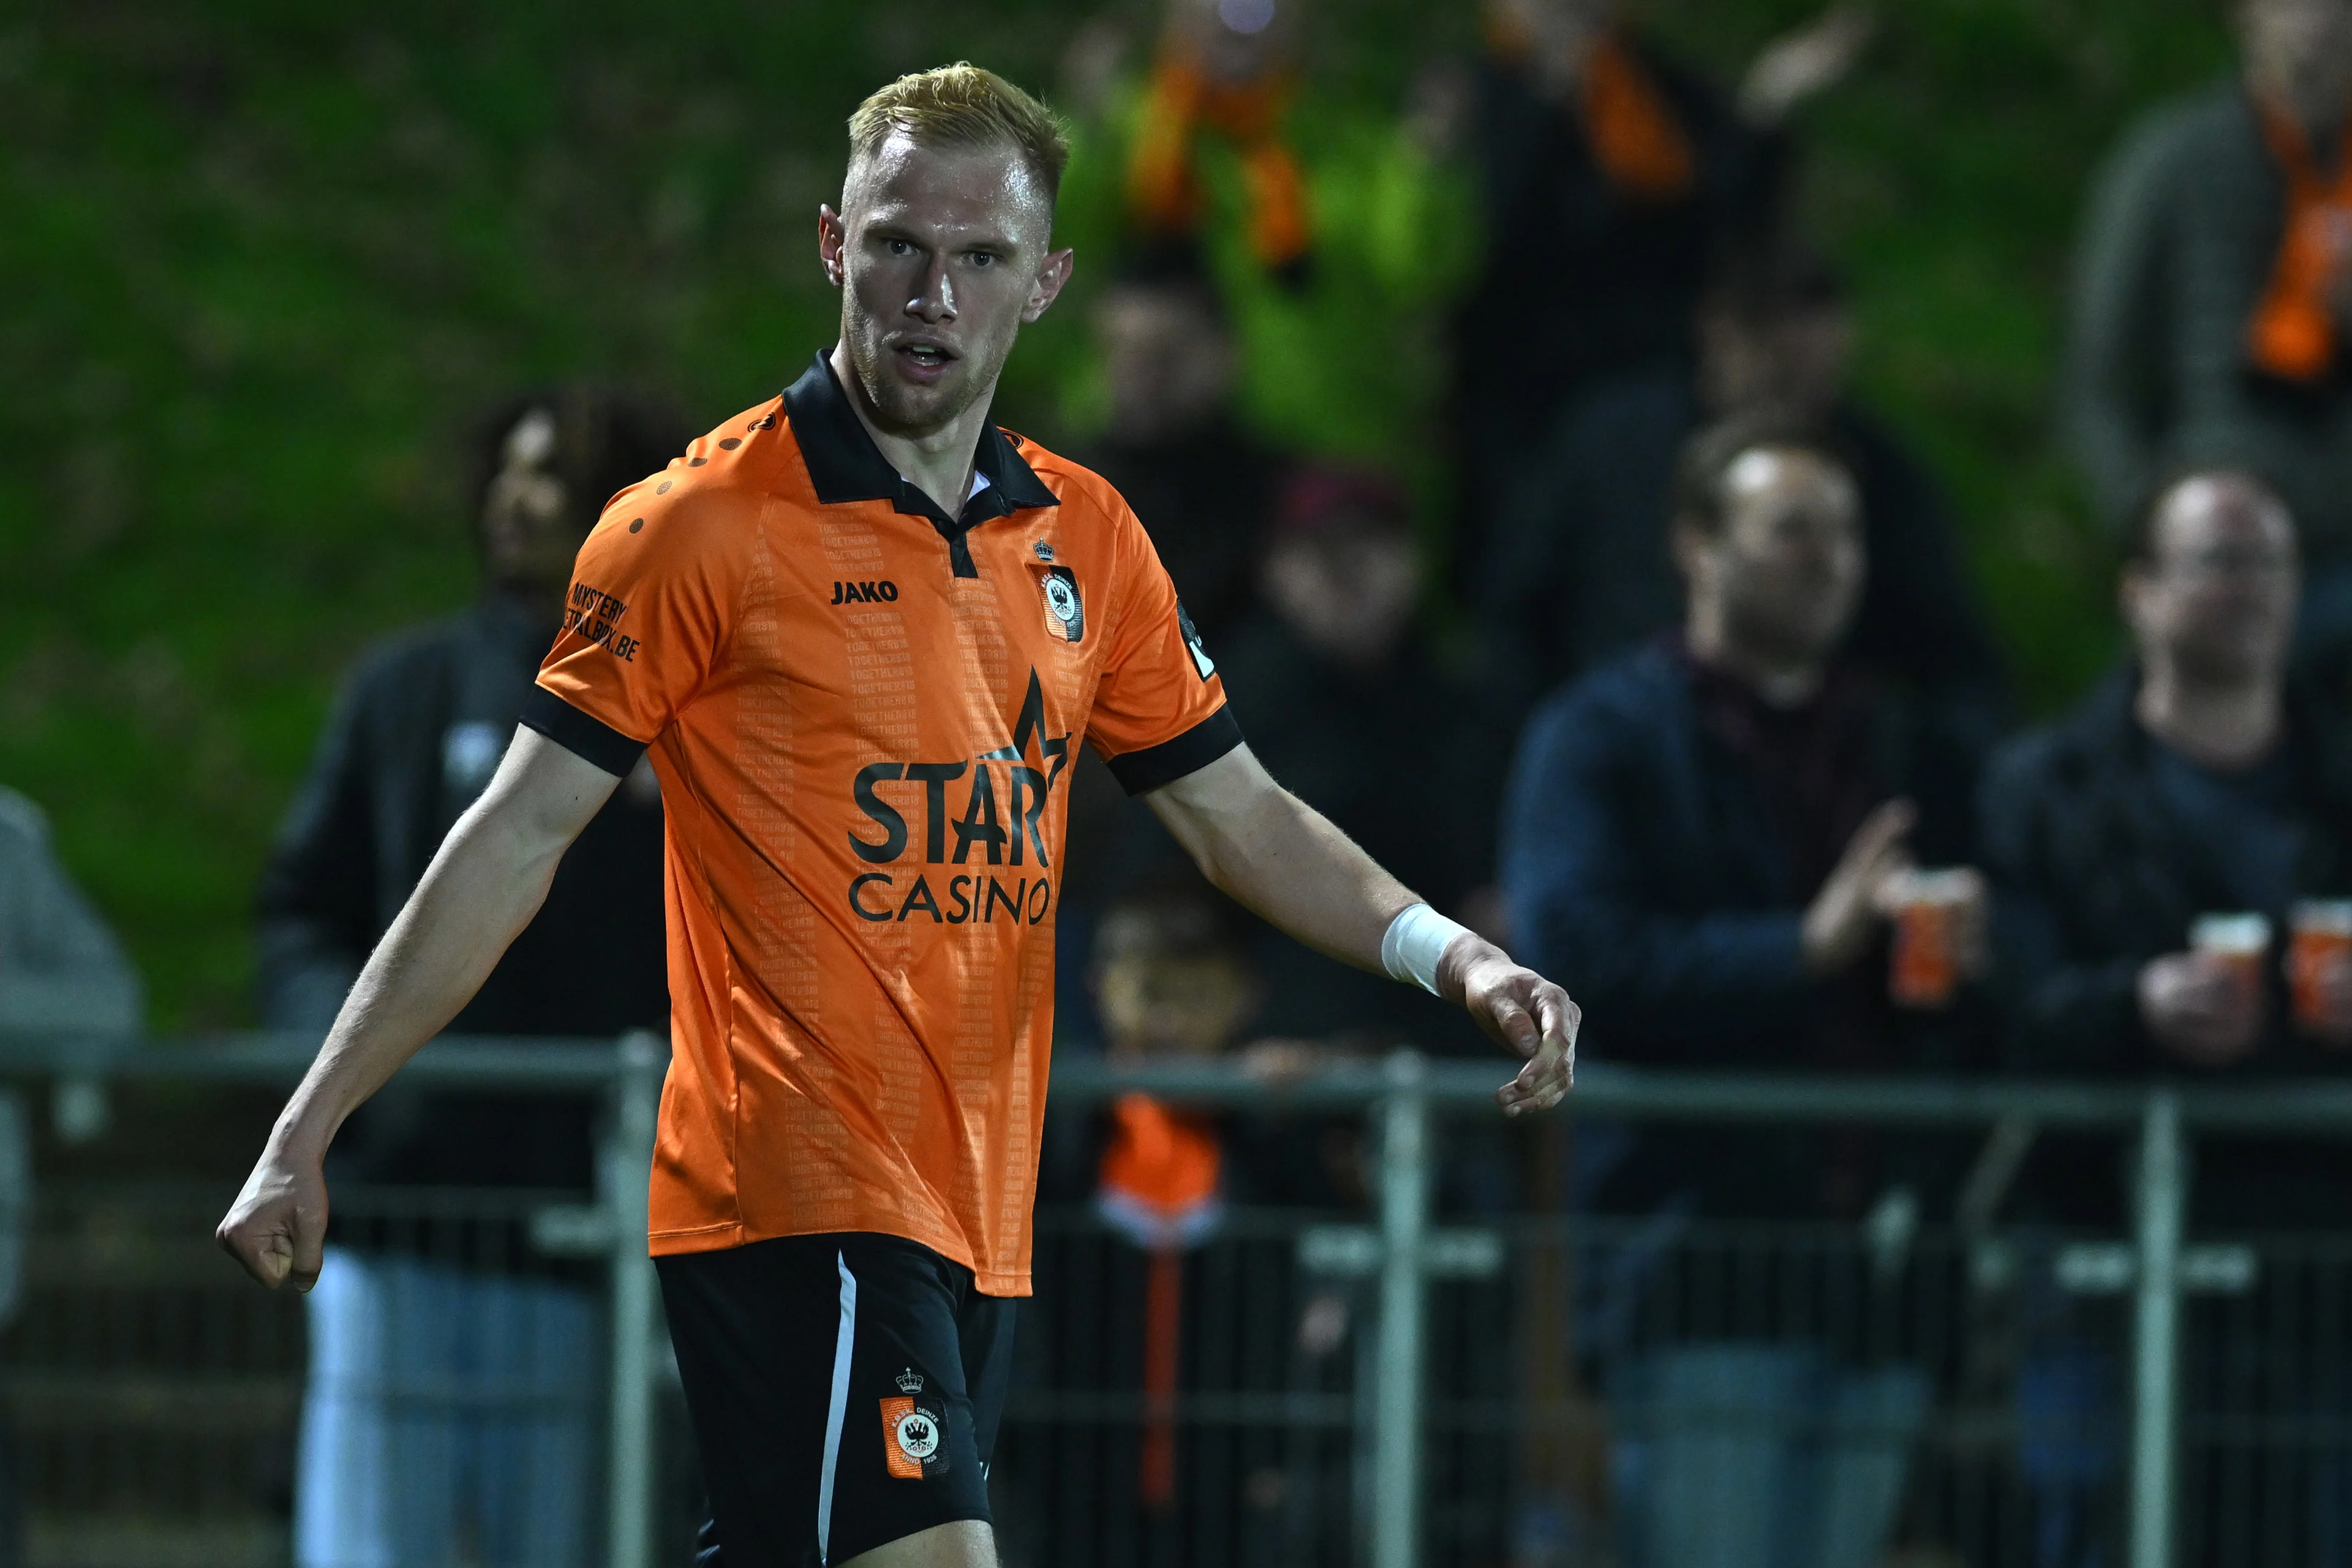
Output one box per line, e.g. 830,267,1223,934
846,63,1069,205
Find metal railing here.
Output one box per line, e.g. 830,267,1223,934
4,1031,2351,1567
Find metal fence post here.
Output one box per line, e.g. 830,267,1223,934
602,1030,665,1568
1373,1050,1430,1568
2130,1088,2185,1568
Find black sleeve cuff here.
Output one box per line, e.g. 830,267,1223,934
520,685,647,777
1105,704,1245,796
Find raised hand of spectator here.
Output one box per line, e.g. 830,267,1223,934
1801,798,1915,977
1738,6,1875,126
2297,951,2352,1050
2138,952,2264,1066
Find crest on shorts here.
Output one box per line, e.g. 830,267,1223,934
1039,565,1084,644
881,1393,947,1480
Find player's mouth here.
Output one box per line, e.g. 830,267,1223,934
893,340,959,385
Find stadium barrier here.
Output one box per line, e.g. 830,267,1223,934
1,1031,2348,1567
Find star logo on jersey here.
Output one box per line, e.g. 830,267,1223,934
976,668,1076,853
843,668,1076,930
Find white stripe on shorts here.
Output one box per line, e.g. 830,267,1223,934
816,1251,858,1566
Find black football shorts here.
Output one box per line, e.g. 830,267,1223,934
657,1231,1016,1567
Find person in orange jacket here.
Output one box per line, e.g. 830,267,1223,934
1125,0,1317,279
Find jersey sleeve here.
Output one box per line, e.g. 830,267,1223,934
524,474,737,776
1085,498,1245,795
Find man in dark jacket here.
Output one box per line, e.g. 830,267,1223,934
258,386,680,1568
1981,469,2352,1568
1478,244,2007,746
1984,468,2352,1228
1502,410,1982,1567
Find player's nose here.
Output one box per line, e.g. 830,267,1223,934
907,255,957,321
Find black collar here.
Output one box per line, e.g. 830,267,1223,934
783,353,1057,578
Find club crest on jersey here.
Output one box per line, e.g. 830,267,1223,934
1039,565,1084,644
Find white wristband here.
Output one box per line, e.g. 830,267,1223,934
1381,903,1473,997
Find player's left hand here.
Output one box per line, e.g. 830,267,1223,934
1436,936,1578,1115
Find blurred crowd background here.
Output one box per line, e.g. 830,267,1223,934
18,1,2352,1564
0,0,2233,1033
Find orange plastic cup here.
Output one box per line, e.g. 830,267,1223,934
2191,912,2272,1000
1888,869,1974,1009
2290,900,2352,1028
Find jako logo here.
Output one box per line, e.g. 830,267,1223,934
831,580,899,604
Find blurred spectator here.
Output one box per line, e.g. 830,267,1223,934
1218,466,1511,1050
0,786,140,1568
0,788,141,1042
2064,0,2352,621
257,387,680,1568
1983,470,2352,1224
1073,249,1284,649
1979,470,2352,1567
1126,0,1313,278
1502,412,1984,1568
1479,243,2008,747
1050,249,1289,1046
1450,0,1869,565
1020,877,1359,1548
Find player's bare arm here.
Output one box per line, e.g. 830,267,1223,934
1144,742,1577,1115
216,728,621,1290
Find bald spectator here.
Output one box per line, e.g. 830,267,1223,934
2065,0,2352,641
1985,470,2352,1224
1981,470,2352,1567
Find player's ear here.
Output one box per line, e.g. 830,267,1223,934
1023,247,1076,325
819,205,848,289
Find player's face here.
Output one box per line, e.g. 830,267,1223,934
823,135,1072,439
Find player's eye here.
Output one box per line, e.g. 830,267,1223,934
885,239,913,257
969,251,997,268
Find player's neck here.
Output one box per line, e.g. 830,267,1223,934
829,341,996,518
